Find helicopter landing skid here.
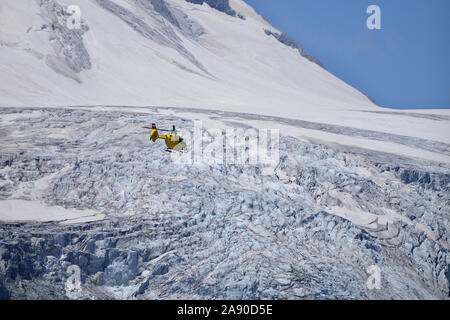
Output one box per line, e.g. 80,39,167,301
165,148,188,153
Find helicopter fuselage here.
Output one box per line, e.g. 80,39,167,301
150,127,186,151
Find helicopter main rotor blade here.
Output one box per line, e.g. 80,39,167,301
142,126,176,132
142,127,172,130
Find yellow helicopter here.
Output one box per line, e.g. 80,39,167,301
143,123,187,152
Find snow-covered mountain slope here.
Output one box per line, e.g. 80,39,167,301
1,0,373,111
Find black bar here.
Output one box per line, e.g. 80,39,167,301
0,300,445,319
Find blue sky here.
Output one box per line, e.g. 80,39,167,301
244,0,450,109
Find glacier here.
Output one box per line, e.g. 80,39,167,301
0,106,448,299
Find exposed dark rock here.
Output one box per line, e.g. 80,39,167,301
0,282,10,300
185,0,236,17
446,265,450,297
264,29,325,69
150,0,180,28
